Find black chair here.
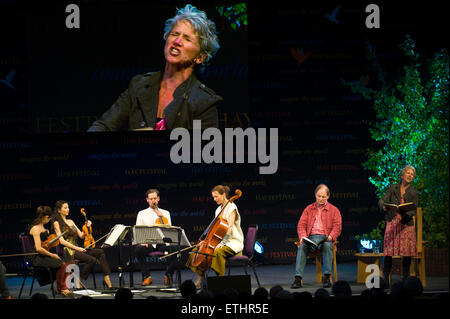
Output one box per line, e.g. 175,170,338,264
18,233,55,298
225,224,262,287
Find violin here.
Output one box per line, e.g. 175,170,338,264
41,229,69,251
189,189,242,272
81,208,95,248
154,214,169,225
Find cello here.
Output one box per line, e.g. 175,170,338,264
80,208,95,248
188,189,242,272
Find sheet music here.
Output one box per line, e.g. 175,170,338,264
103,224,128,247
132,225,191,247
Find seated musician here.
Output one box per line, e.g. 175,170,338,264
52,200,113,289
28,206,73,297
291,184,342,289
186,185,244,289
135,188,177,286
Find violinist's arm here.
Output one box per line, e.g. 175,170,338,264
53,221,86,253
70,221,85,239
30,227,60,259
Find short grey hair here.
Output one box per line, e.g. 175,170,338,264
315,184,330,196
401,165,416,178
163,4,220,63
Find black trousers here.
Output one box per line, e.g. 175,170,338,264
73,248,111,280
383,256,412,278
134,244,180,280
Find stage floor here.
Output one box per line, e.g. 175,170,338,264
5,261,449,299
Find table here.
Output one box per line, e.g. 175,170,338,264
354,253,384,283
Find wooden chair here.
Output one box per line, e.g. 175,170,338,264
294,240,338,283
411,207,427,286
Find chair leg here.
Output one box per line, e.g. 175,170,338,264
19,275,27,299
315,256,323,283
92,270,97,289
249,261,261,288
29,277,35,296
333,247,338,282
48,268,55,298
242,265,249,275
418,254,426,287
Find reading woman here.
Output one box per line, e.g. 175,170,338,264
378,165,419,287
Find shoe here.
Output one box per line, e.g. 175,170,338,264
322,275,331,288
141,277,152,286
194,279,203,289
290,276,302,289
103,280,115,290
58,289,74,298
164,273,173,287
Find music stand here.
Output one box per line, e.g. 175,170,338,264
157,227,191,293
102,224,133,288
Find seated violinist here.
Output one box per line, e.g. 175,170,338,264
135,188,177,287
28,206,73,297
52,200,113,289
186,185,244,289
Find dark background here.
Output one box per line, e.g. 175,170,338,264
0,0,447,273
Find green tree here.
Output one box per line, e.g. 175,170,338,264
344,36,449,248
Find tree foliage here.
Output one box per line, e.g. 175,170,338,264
344,36,449,248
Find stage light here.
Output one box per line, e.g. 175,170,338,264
254,241,263,254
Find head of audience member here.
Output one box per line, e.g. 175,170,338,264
31,293,48,300
253,287,269,301
269,285,283,299
114,287,133,301
180,280,197,299
314,288,331,301
390,281,411,301
403,276,423,298
331,280,352,299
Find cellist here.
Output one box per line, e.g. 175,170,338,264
186,185,244,289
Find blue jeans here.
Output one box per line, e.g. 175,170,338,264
294,234,333,278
